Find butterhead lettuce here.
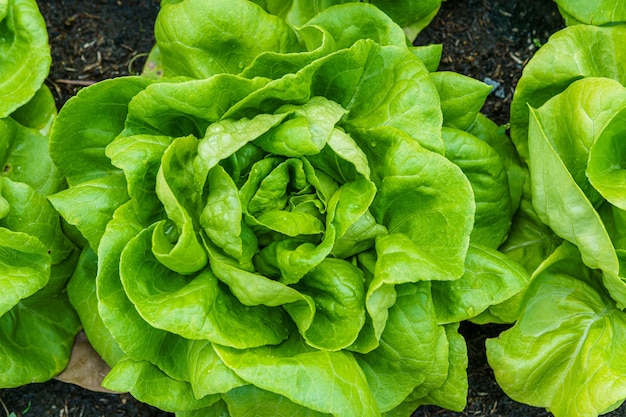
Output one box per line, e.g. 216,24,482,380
488,23,626,417
48,1,527,415
0,0,81,388
0,0,51,117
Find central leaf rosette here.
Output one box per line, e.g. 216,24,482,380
110,94,389,352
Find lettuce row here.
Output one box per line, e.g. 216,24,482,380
0,0,81,388
488,24,626,417
48,1,527,415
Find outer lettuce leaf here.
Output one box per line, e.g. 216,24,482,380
104,358,220,412
388,323,468,414
498,174,562,276
554,0,626,25
215,335,380,417
527,77,626,306
223,385,331,417
487,242,626,417
0,226,49,317
0,0,50,117
154,0,302,78
9,85,56,134
66,247,124,366
0,248,80,387
252,0,442,40
0,115,64,197
355,282,439,412
411,43,442,72
587,108,626,211
509,24,626,162
0,77,80,386
442,128,512,248
432,244,528,325
49,76,153,187
305,3,407,49
467,113,525,213
430,72,491,131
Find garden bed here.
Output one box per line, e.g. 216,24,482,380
0,1,622,416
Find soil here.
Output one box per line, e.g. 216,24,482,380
0,0,622,416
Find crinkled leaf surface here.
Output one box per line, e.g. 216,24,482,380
0,0,50,117
527,78,626,306
554,0,626,25
487,243,626,417
510,24,626,162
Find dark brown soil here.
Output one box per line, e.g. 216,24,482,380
1,1,623,416
39,0,161,110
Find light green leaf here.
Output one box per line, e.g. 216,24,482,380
0,116,64,196
223,385,331,417
411,44,442,72
1,177,74,263
432,244,528,324
215,334,380,417
104,358,220,412
510,24,626,162
10,85,56,135
338,43,443,154
241,24,336,80
67,247,124,366
0,251,80,387
50,76,152,186
184,340,247,399
528,105,626,305
355,283,439,412
0,0,50,117
467,113,525,213
48,173,129,252
498,181,562,275
393,323,468,414
106,134,172,224
306,3,407,49
554,0,626,25
200,165,257,264
0,227,49,317
120,225,290,348
254,96,347,157
372,137,474,281
587,108,626,210
123,76,273,139
487,242,626,417
430,71,492,131
443,127,512,248
154,0,302,78
287,258,366,351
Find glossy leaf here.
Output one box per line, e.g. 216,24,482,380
487,243,626,417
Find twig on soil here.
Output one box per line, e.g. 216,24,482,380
0,398,13,417
54,79,96,86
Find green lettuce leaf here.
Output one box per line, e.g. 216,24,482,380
251,0,443,40
554,0,626,25
510,24,626,162
0,0,50,117
487,242,626,417
527,77,626,306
